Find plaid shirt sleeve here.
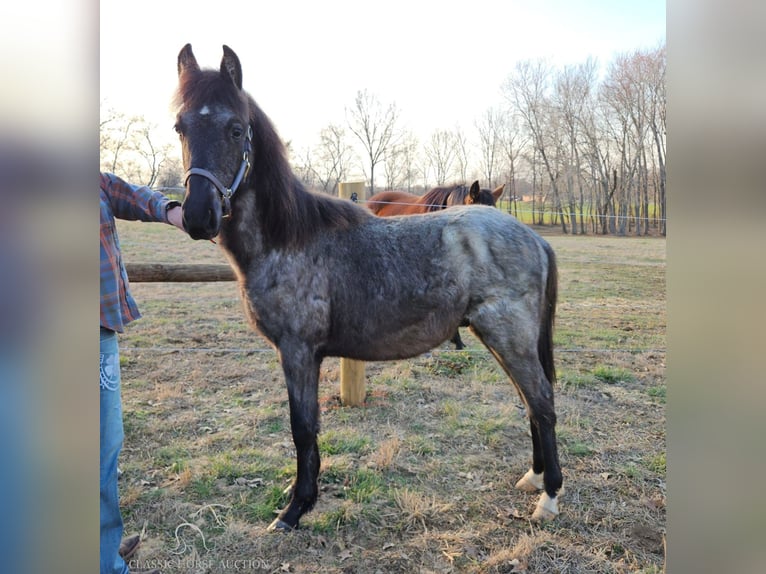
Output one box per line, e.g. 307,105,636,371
100,172,178,332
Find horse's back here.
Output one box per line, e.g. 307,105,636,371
367,190,423,215
352,205,551,288
448,205,548,263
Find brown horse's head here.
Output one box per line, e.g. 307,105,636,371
457,181,505,207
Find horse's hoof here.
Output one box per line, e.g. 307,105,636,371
531,492,559,522
267,518,296,532
515,468,544,492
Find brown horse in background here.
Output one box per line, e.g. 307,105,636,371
368,180,505,349
368,181,504,216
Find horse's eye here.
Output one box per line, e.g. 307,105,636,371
174,124,184,136
232,126,244,140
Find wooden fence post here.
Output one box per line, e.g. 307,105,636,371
337,181,367,406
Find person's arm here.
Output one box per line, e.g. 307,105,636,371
166,203,184,230
100,172,182,227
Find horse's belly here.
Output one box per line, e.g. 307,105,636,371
325,305,462,361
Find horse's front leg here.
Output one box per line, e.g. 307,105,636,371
267,345,321,531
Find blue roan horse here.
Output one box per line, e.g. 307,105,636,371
174,44,562,530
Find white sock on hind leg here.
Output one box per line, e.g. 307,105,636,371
531,491,559,521
515,468,544,492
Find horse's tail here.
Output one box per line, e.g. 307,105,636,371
538,241,558,386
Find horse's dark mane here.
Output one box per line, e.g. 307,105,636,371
420,185,466,212
246,98,371,249
175,69,370,250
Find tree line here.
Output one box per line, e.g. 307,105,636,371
100,44,665,236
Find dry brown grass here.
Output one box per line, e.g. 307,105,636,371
115,219,665,573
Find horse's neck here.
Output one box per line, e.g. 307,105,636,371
218,187,265,272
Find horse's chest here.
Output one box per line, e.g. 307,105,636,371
240,263,332,342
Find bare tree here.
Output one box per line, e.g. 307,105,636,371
346,89,400,197
155,156,184,191
476,107,503,189
646,44,666,235
399,133,420,192
504,59,568,233
383,131,419,191
100,106,137,175
292,146,317,190
600,49,663,235
424,129,458,186
311,124,353,196
133,123,172,188
579,88,616,234
553,58,599,234
100,104,176,188
497,111,526,216
453,127,470,184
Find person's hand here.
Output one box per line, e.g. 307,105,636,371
167,205,185,232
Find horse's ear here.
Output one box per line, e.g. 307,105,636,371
221,45,243,90
492,184,505,201
178,43,200,77
469,180,481,200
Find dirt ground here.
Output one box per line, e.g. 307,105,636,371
115,219,666,573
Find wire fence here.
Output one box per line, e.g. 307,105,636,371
133,186,666,359
154,187,667,226
120,345,665,356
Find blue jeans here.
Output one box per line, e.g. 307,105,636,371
100,328,130,574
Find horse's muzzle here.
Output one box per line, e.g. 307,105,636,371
182,178,222,240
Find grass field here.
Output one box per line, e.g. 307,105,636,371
492,200,664,230
114,218,666,573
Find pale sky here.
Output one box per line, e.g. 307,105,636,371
100,0,665,154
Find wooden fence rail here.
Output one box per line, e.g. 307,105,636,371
126,263,235,282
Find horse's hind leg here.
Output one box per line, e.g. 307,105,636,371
515,421,545,492
470,321,562,521
267,345,321,531
449,329,465,350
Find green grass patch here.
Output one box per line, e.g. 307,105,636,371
320,459,352,485
646,452,666,474
559,370,599,389
346,468,385,503
406,435,437,456
260,416,285,434
122,409,150,435
593,365,635,384
186,476,219,501
310,501,365,533
153,445,190,472
558,429,595,456
565,441,594,456
426,352,480,377
208,451,289,484
209,455,247,482
647,385,666,403
477,418,506,441
237,485,290,524
318,429,371,456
